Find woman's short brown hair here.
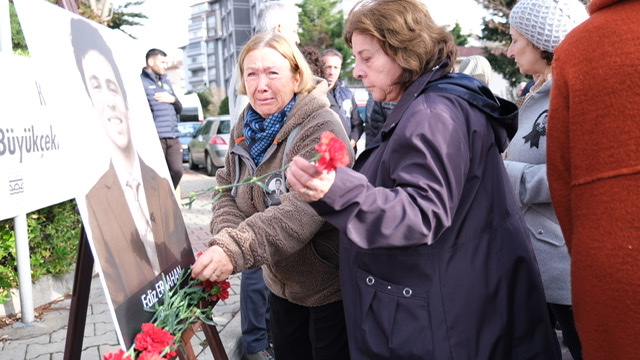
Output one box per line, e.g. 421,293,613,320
237,32,315,95
343,0,458,92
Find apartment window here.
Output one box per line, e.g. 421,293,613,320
191,3,206,15
192,69,205,78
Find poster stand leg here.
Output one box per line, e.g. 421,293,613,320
178,318,229,360
63,225,94,360
63,226,229,359
200,319,230,360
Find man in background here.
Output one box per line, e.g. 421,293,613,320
321,49,363,150
226,2,301,359
141,48,183,189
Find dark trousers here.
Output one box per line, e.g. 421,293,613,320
159,137,183,189
240,268,271,354
549,303,583,360
269,292,350,360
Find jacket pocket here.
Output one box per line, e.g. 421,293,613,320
523,206,565,247
354,268,433,359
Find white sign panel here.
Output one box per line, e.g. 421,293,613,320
0,53,79,220
14,0,195,349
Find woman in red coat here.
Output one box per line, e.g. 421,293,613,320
548,0,640,358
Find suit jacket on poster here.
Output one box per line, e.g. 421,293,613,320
85,158,193,346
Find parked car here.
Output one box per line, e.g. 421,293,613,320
177,121,202,162
188,115,231,176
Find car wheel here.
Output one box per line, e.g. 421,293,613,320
188,152,198,170
205,153,217,176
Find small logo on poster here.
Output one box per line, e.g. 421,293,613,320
9,176,24,195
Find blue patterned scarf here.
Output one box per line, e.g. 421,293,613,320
243,96,296,164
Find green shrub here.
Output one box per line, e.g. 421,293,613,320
0,199,81,304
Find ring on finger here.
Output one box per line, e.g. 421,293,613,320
303,188,312,195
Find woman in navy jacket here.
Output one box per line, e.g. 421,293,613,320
286,0,561,358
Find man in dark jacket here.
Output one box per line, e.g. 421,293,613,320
141,48,183,189
364,91,396,146
322,49,364,150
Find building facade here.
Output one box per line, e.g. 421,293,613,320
184,0,267,93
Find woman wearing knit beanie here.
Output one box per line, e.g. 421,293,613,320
503,0,588,359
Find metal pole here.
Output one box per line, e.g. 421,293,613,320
0,0,12,53
1,0,34,325
14,214,35,323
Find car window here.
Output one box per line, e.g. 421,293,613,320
218,120,231,134
195,121,212,136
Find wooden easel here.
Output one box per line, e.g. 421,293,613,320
63,228,228,360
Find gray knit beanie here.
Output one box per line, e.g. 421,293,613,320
458,55,493,86
509,0,588,53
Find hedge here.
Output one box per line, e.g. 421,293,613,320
0,199,81,304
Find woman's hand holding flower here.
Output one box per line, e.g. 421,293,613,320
286,131,350,201
191,245,234,282
286,156,336,202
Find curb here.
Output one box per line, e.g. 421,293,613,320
0,271,77,318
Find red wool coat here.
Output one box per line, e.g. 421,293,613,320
547,0,640,358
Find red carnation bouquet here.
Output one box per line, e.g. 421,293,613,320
184,131,350,207
103,266,231,360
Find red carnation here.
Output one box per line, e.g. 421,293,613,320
211,280,231,301
200,279,231,302
103,349,130,360
134,323,174,354
137,352,168,360
314,131,350,172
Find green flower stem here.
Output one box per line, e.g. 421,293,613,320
183,153,323,209
182,163,284,209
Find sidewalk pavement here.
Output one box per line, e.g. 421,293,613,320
0,167,243,360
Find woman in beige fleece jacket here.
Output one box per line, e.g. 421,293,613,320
191,32,354,360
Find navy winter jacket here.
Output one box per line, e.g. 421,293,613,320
141,68,182,138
